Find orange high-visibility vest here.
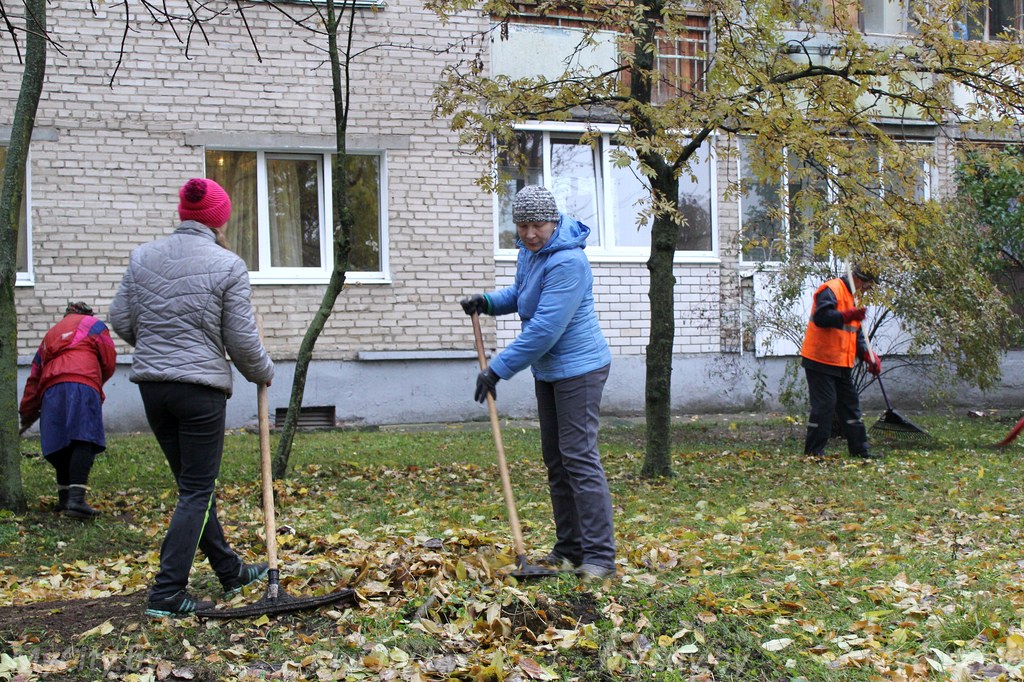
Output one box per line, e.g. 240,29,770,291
800,279,860,368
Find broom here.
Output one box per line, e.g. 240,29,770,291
845,270,932,446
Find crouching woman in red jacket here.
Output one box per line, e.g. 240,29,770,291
19,301,117,518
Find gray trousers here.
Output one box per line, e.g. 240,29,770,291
535,364,615,569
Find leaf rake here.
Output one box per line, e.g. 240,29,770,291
471,313,568,580
843,268,931,448
869,375,932,446
197,382,356,619
991,413,1024,448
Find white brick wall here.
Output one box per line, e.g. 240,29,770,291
3,0,496,360
1,1,964,377
494,261,724,356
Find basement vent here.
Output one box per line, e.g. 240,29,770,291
274,406,336,429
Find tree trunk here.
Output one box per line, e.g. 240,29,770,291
272,0,352,478
628,0,680,478
642,173,681,478
0,0,46,512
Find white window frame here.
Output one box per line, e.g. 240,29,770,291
261,0,385,8
0,144,34,286
496,121,719,264
739,139,932,268
860,0,919,35
205,148,390,286
17,162,32,286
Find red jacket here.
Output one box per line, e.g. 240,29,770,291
19,314,117,423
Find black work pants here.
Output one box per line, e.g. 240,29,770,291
139,382,242,601
804,366,869,456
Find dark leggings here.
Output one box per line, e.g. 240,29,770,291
46,440,100,486
139,381,242,601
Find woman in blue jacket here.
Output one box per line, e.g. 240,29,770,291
461,185,615,581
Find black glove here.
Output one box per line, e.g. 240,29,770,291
475,368,500,403
460,294,488,316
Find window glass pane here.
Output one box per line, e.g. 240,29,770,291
788,154,830,262
609,146,650,247
966,2,988,38
740,141,785,261
861,0,906,33
0,147,29,273
340,154,381,272
879,143,930,206
991,0,1016,37
677,144,713,251
267,156,321,268
206,150,258,270
549,136,600,245
496,132,543,249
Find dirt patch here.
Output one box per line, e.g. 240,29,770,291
0,591,146,643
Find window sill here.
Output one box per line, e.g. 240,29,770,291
495,252,721,265
250,272,392,286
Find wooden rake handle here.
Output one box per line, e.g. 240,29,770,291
470,313,527,559
258,381,279,574
254,311,280,583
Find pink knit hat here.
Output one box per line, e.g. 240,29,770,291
178,178,232,229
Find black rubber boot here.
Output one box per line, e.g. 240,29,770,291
65,485,100,519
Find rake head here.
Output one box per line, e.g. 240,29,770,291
507,554,568,580
197,587,356,620
870,409,932,445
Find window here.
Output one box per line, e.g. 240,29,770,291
496,124,716,260
740,138,931,263
859,0,922,34
959,0,1021,39
651,21,710,104
206,149,387,284
264,0,384,7
0,146,32,284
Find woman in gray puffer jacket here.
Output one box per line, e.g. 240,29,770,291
110,178,274,618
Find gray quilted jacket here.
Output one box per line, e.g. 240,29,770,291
109,221,274,396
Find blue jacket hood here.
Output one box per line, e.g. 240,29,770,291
488,213,610,382
518,215,590,253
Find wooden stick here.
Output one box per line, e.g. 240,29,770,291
470,313,527,560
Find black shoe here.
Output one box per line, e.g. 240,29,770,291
145,590,214,618
853,451,882,460
222,562,269,598
65,485,100,519
536,551,579,569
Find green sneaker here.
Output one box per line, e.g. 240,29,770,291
222,562,269,598
145,590,214,618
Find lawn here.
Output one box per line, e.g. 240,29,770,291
2,410,1024,681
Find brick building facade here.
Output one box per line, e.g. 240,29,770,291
3,1,1017,430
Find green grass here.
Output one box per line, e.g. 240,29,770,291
4,411,1024,680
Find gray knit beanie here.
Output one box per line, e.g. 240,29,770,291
511,186,560,224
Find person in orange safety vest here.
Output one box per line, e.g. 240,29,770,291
799,267,882,459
